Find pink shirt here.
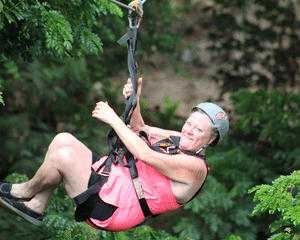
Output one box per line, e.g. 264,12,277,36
87,134,182,231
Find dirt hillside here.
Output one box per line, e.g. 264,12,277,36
114,53,232,119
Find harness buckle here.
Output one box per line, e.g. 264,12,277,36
100,171,110,177
166,146,178,154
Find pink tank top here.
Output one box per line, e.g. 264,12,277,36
87,134,182,231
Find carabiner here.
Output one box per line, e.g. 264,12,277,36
128,0,146,29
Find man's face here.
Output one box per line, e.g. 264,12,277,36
179,111,214,151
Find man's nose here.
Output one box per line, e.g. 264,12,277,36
186,126,194,134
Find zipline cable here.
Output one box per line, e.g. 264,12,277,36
109,0,136,11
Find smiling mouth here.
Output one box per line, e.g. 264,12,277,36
183,135,193,141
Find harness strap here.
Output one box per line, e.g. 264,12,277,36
72,175,107,207
73,149,152,219
139,131,209,203
124,151,152,218
102,1,150,219
132,178,152,217
73,154,115,207
73,3,152,221
140,131,206,159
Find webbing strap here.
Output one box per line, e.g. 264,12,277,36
73,154,115,207
107,18,138,150
133,178,152,217
139,131,209,203
72,175,107,207
73,7,152,220
104,3,152,219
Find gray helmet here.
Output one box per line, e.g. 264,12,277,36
192,102,229,143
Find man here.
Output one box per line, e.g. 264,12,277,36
0,77,229,231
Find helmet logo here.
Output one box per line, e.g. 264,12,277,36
216,112,228,121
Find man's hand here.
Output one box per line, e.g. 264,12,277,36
123,77,143,99
92,101,119,125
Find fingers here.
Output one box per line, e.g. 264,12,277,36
95,101,108,106
123,77,143,98
137,77,143,90
127,77,142,86
123,79,133,98
123,86,132,98
138,77,143,85
96,101,109,109
92,101,108,115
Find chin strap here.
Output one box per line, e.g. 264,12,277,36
195,144,209,154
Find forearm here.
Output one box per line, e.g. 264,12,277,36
111,115,150,160
92,101,199,185
130,97,149,134
111,117,180,181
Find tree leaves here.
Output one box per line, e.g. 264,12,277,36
249,171,300,238
0,0,122,59
230,88,300,149
202,0,300,92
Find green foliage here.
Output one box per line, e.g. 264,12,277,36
140,1,184,55
0,91,4,105
230,88,300,176
174,139,258,240
230,88,300,148
5,172,28,183
225,236,242,240
149,96,184,130
200,0,300,92
1,173,180,239
0,57,110,178
0,0,122,59
249,171,300,239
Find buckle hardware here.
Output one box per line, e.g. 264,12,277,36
166,146,177,153
100,171,110,177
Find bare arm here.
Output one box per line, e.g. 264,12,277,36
123,78,181,137
112,114,202,184
92,102,204,185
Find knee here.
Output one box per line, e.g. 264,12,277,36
53,146,75,167
54,132,76,145
48,132,76,152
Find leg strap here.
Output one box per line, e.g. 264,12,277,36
72,175,108,207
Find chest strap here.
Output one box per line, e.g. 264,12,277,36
139,131,209,203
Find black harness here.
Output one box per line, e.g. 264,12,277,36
72,132,209,224
73,0,152,220
139,131,209,203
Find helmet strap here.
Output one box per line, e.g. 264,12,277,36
196,144,209,154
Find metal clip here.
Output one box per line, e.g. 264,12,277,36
128,0,146,29
100,171,110,177
166,145,178,154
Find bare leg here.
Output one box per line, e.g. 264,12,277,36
10,133,93,213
